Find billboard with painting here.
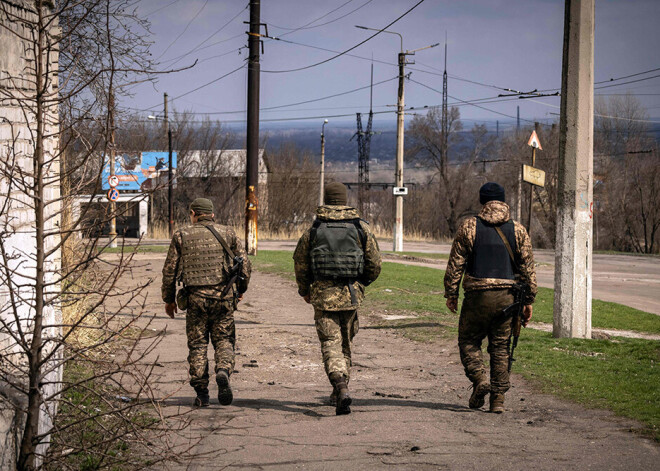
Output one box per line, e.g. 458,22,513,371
101,151,177,191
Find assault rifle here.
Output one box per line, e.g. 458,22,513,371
503,282,530,372
221,256,245,301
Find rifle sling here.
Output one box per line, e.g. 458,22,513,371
204,225,240,298
493,225,519,273
204,225,236,260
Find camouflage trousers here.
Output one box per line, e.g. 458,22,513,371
458,289,514,394
186,293,236,391
314,309,359,382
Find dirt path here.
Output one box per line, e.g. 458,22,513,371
127,253,657,470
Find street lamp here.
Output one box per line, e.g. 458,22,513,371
319,119,328,206
355,26,438,252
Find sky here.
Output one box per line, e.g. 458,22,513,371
120,0,660,130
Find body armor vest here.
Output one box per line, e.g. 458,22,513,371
180,224,228,287
466,218,517,280
310,219,365,280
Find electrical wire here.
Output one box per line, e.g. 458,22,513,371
174,76,398,115
594,67,660,85
268,0,354,32
270,0,374,37
155,0,210,61
261,0,427,73
160,3,248,67
409,78,537,123
594,74,660,90
138,64,247,112
143,0,181,17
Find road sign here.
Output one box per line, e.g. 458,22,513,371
107,188,119,201
107,175,119,188
523,165,546,187
393,187,408,195
527,130,543,150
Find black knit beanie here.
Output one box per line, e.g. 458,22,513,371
479,182,505,205
324,182,348,206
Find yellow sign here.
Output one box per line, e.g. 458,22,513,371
523,165,546,187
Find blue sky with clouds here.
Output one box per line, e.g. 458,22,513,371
122,0,660,128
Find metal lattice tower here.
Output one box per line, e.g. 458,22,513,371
355,63,375,219
356,110,374,217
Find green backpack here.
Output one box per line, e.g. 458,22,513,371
309,218,367,280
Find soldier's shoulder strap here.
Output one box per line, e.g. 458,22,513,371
493,222,518,273
309,219,323,246
351,218,368,252
204,225,235,260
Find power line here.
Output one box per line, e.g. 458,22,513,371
410,78,537,123
594,73,660,90
270,0,374,36
261,0,427,73
160,4,248,67
172,76,398,115
143,0,182,16
138,64,247,112
155,0,210,61
594,67,660,85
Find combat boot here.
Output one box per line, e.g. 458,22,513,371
469,380,490,409
489,393,505,414
330,373,352,416
193,387,210,408
216,369,233,406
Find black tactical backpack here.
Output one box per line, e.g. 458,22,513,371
309,218,367,281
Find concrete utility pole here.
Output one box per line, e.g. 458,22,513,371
165,92,174,238
554,0,595,339
245,0,261,255
108,90,117,248
394,50,406,252
319,119,328,206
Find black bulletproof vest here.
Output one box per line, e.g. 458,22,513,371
466,218,517,280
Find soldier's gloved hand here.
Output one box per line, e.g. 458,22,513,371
446,298,458,313
303,295,311,304
523,305,533,326
165,302,177,319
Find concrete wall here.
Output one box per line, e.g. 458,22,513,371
0,1,62,468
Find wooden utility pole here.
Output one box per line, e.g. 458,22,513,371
554,0,594,339
319,119,328,206
245,0,261,255
109,90,117,248
165,92,173,238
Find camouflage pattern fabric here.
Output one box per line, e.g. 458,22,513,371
443,200,537,305
458,289,513,394
161,215,252,304
186,292,236,390
293,206,382,311
315,308,359,380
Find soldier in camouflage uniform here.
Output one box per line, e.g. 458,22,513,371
294,182,381,415
444,182,536,413
162,198,251,407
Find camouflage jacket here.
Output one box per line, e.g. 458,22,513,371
161,216,252,303
293,206,382,311
443,201,537,305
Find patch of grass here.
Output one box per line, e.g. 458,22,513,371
530,288,660,334
253,252,660,335
516,329,660,440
